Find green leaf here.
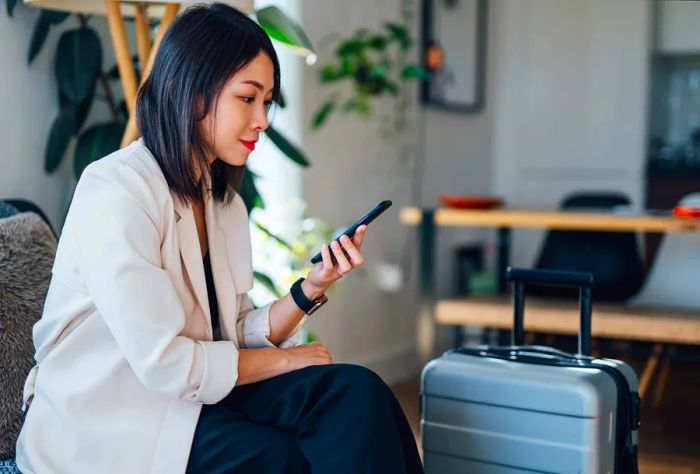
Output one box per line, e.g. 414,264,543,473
383,80,400,96
275,89,286,108
253,271,283,298
28,12,51,64
238,170,265,213
45,105,76,173
336,38,366,56
56,27,102,104
253,221,294,251
311,99,335,130
256,6,315,56
73,122,123,179
265,126,310,167
44,9,69,24
61,91,94,133
368,35,388,50
343,96,371,116
7,0,17,17
385,22,410,50
369,64,387,79
107,54,140,82
401,64,429,80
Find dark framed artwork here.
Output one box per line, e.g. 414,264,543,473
421,0,488,113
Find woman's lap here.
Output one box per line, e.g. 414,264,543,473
187,364,423,474
187,404,310,473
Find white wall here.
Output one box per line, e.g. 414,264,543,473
490,0,651,267
0,5,120,232
300,0,423,382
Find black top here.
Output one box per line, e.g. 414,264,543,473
202,252,220,333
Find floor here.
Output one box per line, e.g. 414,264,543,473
390,354,700,473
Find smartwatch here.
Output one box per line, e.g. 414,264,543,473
290,278,328,315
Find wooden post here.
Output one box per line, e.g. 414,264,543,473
105,0,138,116
120,3,180,148
638,343,663,400
134,3,150,72
652,344,675,409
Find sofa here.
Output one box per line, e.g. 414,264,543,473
0,201,57,473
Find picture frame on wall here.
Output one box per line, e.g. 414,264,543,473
421,0,488,113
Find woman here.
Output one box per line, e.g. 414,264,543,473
15,3,423,474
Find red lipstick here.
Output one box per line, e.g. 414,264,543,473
240,140,255,151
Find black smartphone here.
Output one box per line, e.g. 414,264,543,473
310,200,392,264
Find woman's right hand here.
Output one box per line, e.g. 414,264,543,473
237,342,333,386
282,342,333,371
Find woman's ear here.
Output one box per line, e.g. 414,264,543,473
195,96,207,121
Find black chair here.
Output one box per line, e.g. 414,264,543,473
530,192,646,301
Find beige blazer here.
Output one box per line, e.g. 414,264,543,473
15,139,300,474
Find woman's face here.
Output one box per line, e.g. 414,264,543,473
201,51,275,167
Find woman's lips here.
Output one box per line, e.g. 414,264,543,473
240,140,255,151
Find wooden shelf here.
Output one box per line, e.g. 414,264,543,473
435,296,700,345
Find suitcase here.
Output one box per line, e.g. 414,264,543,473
420,268,640,474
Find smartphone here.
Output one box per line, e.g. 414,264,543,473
310,200,392,264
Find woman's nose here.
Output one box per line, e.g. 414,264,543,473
253,105,270,131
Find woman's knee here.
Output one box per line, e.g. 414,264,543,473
325,364,393,399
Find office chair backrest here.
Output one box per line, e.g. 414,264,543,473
531,191,646,301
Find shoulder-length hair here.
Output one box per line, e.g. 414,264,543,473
136,2,281,206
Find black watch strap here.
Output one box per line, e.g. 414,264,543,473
290,278,327,315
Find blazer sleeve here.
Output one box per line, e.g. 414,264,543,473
236,294,303,349
69,165,238,403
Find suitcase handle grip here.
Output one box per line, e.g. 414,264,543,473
506,267,594,356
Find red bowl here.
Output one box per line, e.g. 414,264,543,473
438,194,504,209
673,206,700,219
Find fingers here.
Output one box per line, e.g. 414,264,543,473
330,240,353,275
352,225,367,249
320,243,333,271
301,342,333,364
339,234,365,267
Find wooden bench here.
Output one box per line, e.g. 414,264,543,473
436,296,700,404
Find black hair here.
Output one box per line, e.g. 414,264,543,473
136,2,281,205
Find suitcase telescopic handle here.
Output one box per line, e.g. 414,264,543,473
506,267,594,356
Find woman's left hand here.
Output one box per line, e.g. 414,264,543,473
304,225,368,296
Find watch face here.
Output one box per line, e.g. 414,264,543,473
307,295,328,315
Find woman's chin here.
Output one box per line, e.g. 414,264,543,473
218,153,249,167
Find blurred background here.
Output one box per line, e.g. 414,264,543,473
2,0,700,472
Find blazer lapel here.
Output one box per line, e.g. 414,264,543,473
204,193,240,341
172,195,211,330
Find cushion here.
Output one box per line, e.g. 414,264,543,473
0,213,57,459
0,458,20,473
0,203,18,219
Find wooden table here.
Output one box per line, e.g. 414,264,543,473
400,206,700,358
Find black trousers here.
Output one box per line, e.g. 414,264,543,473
186,364,424,474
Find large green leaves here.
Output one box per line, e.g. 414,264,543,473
56,27,102,104
73,122,123,179
45,105,76,173
265,126,309,167
28,9,69,64
256,6,314,57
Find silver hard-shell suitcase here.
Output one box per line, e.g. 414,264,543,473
420,268,640,474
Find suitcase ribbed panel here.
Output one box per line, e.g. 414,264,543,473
421,353,619,473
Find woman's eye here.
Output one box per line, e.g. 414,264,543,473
241,96,255,104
